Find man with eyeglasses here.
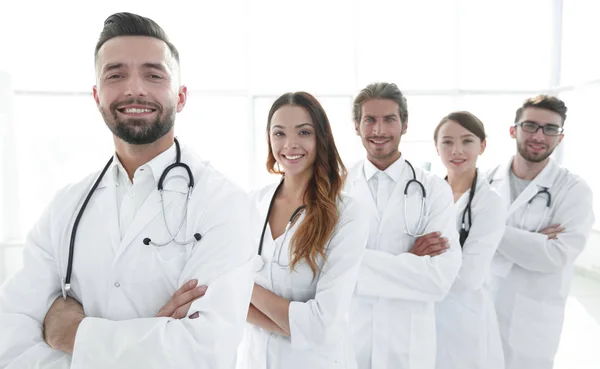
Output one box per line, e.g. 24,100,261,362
486,95,595,369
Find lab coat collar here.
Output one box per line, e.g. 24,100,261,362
495,155,558,189
531,157,559,189
496,156,560,217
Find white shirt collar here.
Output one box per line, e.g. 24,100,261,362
110,142,178,185
363,154,406,183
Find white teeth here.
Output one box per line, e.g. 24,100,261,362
372,140,387,144
285,155,303,160
123,108,153,114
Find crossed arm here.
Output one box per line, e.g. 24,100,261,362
0,188,255,369
43,280,210,353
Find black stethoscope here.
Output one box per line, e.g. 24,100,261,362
403,160,427,237
520,187,551,232
257,177,306,264
255,177,306,290
61,138,201,299
446,170,478,247
489,171,552,232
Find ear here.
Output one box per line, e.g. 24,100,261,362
176,85,187,113
354,121,360,136
92,86,100,107
401,121,408,135
557,133,564,145
509,125,516,139
480,139,487,155
434,141,440,156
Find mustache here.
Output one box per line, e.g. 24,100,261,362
110,99,161,111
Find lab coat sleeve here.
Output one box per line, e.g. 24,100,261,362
70,187,255,369
0,194,71,368
355,179,462,302
498,180,595,274
288,197,368,351
454,189,506,292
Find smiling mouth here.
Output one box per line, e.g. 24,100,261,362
283,154,305,160
117,107,157,114
369,138,390,145
528,143,547,151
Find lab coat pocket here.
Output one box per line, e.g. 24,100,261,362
508,294,564,359
155,243,188,262
152,243,189,283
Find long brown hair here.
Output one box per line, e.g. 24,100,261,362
266,92,347,276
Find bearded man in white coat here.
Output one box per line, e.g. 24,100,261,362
0,12,255,369
487,95,595,369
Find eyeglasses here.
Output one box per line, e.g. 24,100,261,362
515,121,564,136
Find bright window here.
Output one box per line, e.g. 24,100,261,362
560,86,600,230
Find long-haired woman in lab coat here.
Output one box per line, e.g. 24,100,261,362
433,111,506,369
240,92,368,369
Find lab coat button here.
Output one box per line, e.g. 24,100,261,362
114,282,121,288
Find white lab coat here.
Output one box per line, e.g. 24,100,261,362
0,145,256,369
345,158,462,369
486,157,595,369
238,182,368,369
434,170,505,369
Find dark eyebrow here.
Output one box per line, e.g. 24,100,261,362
102,63,123,74
102,62,168,74
441,133,475,139
363,114,398,120
142,63,169,73
522,120,560,127
272,123,313,130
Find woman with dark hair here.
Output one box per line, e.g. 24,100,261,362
240,92,368,369
433,111,506,369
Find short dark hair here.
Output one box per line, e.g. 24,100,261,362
434,111,486,142
353,82,408,124
515,95,567,126
94,12,180,64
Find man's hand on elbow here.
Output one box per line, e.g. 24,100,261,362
157,279,208,320
538,224,565,240
409,231,449,257
43,296,85,354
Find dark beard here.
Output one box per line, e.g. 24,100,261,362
101,100,176,145
516,140,554,163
